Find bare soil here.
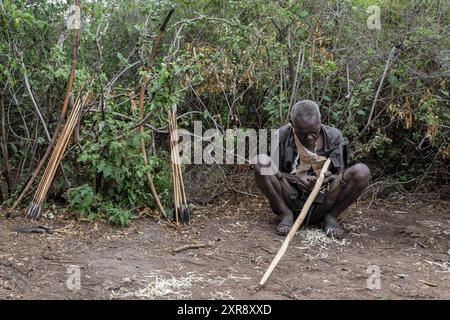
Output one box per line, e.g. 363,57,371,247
0,194,449,300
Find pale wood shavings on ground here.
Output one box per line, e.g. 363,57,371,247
297,227,350,248
111,272,251,300
292,228,351,260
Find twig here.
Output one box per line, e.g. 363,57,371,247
231,188,258,198
171,16,240,30
21,62,51,142
414,142,444,193
345,63,351,98
419,279,438,287
366,46,397,126
309,29,316,101
353,46,397,142
172,241,214,254
22,61,71,189
105,60,141,95
287,45,305,120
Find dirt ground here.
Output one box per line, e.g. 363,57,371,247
0,193,449,300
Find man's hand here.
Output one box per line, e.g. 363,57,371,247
279,172,300,185
279,171,336,192
297,175,317,192
323,171,336,185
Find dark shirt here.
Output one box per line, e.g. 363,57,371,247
276,123,347,175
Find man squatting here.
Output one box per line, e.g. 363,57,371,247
254,100,370,238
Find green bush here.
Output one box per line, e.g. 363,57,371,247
1,0,448,214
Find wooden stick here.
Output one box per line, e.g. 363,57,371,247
258,158,331,288
171,109,187,206
172,241,214,254
27,94,86,219
170,110,181,219
37,95,83,194
171,107,188,223
168,104,188,223
10,0,80,211
168,109,179,223
32,94,84,204
32,98,79,204
173,120,182,222
36,96,82,192
136,8,174,219
36,96,84,199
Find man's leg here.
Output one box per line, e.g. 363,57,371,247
314,163,370,238
254,155,296,235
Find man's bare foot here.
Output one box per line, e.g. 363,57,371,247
322,214,345,239
275,212,293,236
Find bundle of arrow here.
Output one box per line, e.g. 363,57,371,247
168,105,189,224
26,94,88,220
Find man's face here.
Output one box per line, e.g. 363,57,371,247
292,116,321,150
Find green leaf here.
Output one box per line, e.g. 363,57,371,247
443,112,450,120
357,109,366,116
299,10,309,18
323,95,332,102
388,75,399,87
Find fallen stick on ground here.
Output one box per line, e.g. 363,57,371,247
172,241,214,254
419,279,438,287
258,158,331,289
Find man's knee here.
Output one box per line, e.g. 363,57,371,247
346,163,370,186
254,154,275,176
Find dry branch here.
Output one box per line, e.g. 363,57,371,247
172,241,214,254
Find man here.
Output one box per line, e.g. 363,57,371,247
254,100,370,238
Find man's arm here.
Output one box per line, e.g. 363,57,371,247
328,129,347,174
276,171,328,192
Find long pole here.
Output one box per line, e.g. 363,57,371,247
137,8,175,219
10,0,81,211
258,158,331,288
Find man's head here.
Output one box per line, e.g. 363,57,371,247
290,100,321,149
